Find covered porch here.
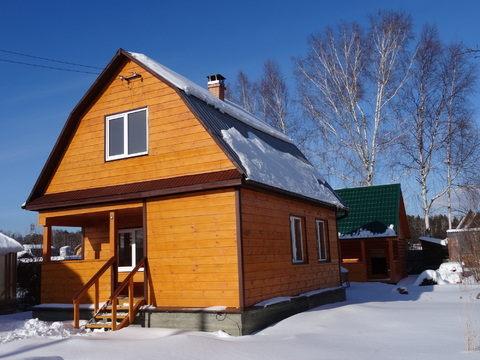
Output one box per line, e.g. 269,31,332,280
340,237,406,283
37,201,149,329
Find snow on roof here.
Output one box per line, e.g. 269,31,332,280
339,224,397,239
221,127,344,207
0,233,23,256
419,236,448,246
128,51,292,144
129,51,344,209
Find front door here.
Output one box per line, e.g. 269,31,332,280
366,241,389,280
118,228,144,272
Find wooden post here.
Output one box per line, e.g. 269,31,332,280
94,279,99,314
111,297,117,331
360,240,367,281
142,201,148,303
388,239,395,282
129,278,134,324
109,211,118,294
235,188,245,310
73,299,80,329
43,225,52,263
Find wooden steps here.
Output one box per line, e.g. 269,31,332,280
73,257,148,331
86,297,146,331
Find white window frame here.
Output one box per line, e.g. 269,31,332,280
118,228,144,272
316,219,329,262
290,215,305,264
106,107,148,161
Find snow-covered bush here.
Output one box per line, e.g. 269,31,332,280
413,262,468,286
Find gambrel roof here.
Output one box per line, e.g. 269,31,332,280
24,49,346,211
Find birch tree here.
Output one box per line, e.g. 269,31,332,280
400,26,478,231
259,59,289,134
400,25,446,232
226,70,259,114
294,10,413,186
442,43,479,228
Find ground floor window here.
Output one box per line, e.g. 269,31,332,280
316,219,329,262
290,215,306,264
118,228,144,271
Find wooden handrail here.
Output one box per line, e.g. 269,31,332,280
73,257,148,330
110,257,146,300
73,256,116,328
108,257,147,329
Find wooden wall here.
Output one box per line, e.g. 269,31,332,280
41,260,112,304
341,237,407,283
240,189,341,307
38,203,144,303
45,59,236,195
146,189,240,308
0,253,18,304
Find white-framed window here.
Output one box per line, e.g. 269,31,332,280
290,215,306,264
118,228,144,272
316,219,329,262
106,107,148,161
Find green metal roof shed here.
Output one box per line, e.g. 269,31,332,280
335,184,410,283
336,184,409,238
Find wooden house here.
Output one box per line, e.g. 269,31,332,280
336,184,410,283
0,233,23,314
23,49,347,334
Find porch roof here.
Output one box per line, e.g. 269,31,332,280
25,169,242,211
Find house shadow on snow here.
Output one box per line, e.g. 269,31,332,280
308,276,435,312
0,338,68,359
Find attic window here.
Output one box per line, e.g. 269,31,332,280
106,107,148,161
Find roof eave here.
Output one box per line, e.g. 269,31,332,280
25,170,244,212
244,179,348,212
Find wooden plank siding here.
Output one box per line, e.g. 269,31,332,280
240,189,341,307
40,260,112,304
45,60,236,195
38,203,145,304
341,237,407,283
32,54,346,312
146,189,241,308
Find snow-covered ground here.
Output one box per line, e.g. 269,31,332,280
1,275,479,359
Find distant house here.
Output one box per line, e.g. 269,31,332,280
0,233,23,314
447,211,480,279
336,184,410,283
23,49,348,334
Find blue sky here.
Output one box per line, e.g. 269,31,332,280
1,1,479,235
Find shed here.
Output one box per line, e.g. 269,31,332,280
418,236,449,270
336,184,410,283
0,233,23,314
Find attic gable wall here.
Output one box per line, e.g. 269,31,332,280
45,60,236,195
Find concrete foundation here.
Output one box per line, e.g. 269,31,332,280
134,287,346,335
32,287,346,335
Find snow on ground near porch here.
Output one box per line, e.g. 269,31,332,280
1,278,480,359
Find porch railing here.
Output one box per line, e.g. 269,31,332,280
72,256,148,329
108,257,147,330
72,256,116,329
